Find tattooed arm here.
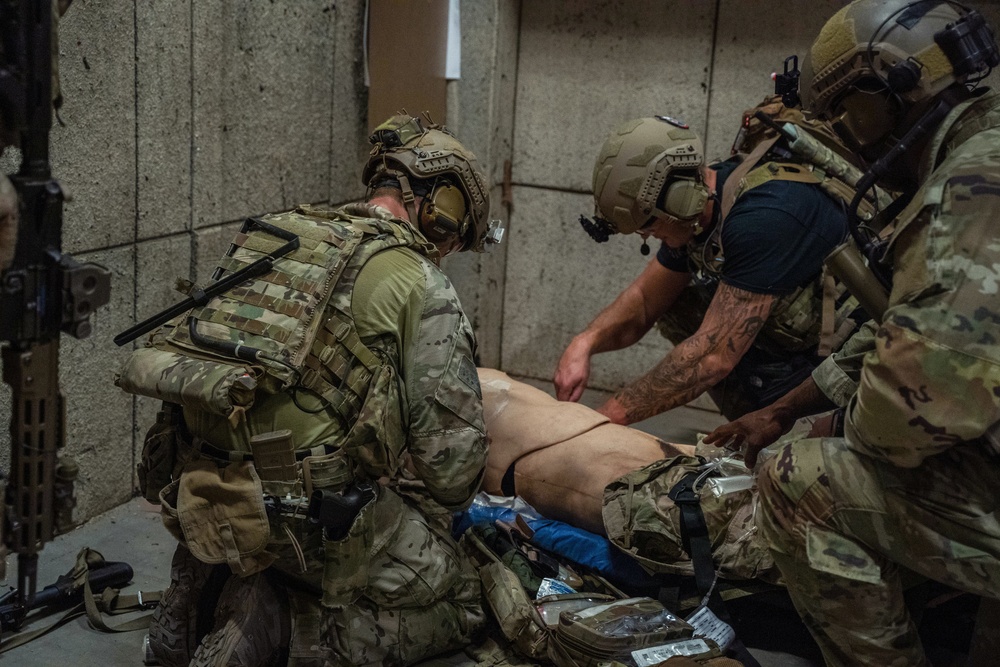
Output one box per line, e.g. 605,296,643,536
598,283,776,425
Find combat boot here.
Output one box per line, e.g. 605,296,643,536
190,571,291,667
146,542,228,667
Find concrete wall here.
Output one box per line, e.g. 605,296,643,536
1,0,373,522
6,0,1000,526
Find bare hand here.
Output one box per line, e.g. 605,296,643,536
554,339,591,402
703,406,792,469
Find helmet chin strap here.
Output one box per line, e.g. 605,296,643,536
394,172,421,227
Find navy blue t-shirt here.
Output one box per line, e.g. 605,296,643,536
657,158,847,295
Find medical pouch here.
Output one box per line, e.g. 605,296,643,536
176,458,274,576
549,597,694,667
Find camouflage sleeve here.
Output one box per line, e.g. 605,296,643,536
845,170,1000,467
401,259,487,510
811,320,878,407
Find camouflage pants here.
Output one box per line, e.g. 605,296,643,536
758,437,1000,667
272,487,485,666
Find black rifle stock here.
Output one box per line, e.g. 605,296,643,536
0,0,111,624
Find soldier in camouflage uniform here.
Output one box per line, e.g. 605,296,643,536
707,2,1000,664
559,116,861,423
119,114,502,666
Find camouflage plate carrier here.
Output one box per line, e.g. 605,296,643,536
118,203,436,483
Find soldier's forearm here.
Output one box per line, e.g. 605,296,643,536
767,376,836,432
606,335,728,424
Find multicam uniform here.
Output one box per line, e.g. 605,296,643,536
121,203,486,667
757,92,1000,666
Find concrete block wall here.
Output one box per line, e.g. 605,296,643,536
1,0,373,523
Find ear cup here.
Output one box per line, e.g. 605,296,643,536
418,183,467,242
662,178,709,220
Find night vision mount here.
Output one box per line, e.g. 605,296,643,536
579,215,615,243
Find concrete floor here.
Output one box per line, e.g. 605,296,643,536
0,380,825,666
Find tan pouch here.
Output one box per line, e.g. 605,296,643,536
320,484,378,607
302,448,353,497
479,560,551,659
176,458,274,576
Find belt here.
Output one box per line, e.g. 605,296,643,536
192,438,338,464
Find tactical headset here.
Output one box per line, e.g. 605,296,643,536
660,172,709,222
415,179,468,244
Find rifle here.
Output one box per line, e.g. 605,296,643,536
0,560,133,632
0,0,111,626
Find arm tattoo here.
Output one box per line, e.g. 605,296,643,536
614,284,775,423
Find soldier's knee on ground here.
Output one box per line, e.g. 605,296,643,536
147,542,230,667
191,571,291,667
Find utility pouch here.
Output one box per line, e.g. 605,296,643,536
464,525,616,661
549,597,695,667
176,458,274,576
249,429,297,482
319,483,378,607
479,559,551,659
137,402,185,504
301,448,353,497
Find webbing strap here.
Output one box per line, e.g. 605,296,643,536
720,136,779,220
668,472,763,667
323,309,380,371
818,270,838,357
668,471,716,598
216,256,322,295
224,285,308,320
196,305,297,344
0,548,160,654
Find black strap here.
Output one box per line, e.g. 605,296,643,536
500,460,517,497
195,440,337,464
668,471,763,667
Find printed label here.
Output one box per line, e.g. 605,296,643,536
632,639,712,666
687,605,735,650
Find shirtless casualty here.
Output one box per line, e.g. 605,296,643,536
478,368,777,583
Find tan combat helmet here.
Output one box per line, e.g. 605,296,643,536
363,114,501,252
801,0,999,152
585,116,708,242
